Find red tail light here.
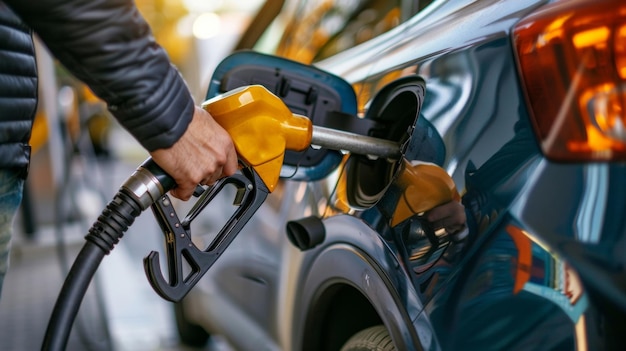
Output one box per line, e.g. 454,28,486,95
513,0,626,161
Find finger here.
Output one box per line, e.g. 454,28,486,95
446,223,467,234
424,202,455,222
199,174,214,186
170,183,194,201
202,166,224,185
223,146,239,177
424,201,467,237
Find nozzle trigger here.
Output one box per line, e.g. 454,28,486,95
144,168,268,302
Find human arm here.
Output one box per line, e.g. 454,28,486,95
5,0,238,200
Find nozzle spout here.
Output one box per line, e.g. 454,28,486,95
311,126,401,160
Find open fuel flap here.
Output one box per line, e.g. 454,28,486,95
207,50,360,181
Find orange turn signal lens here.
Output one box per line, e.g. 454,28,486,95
513,0,626,161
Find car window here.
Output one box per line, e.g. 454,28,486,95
255,0,432,64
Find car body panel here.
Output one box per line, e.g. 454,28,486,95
178,0,626,350
295,215,426,351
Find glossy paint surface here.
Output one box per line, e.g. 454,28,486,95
314,0,625,349
183,0,625,350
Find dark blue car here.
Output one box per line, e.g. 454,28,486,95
171,0,626,350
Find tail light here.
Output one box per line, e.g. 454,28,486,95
513,0,626,161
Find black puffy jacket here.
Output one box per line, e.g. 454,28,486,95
0,3,37,175
0,0,194,176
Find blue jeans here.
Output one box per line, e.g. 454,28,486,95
0,170,24,298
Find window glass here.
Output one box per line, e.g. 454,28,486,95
258,0,430,64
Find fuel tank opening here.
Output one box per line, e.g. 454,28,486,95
345,76,426,209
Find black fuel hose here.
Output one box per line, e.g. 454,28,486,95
42,159,174,351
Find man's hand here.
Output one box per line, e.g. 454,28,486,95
424,200,468,239
150,106,238,200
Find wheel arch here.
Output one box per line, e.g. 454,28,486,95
294,237,426,351
302,281,382,351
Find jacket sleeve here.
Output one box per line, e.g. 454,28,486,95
4,0,194,151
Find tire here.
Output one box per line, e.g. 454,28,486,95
173,300,210,348
341,325,395,351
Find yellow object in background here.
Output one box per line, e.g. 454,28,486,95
135,0,191,67
29,111,49,154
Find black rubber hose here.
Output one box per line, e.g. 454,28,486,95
42,189,143,351
42,242,106,351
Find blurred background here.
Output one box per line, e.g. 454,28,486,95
0,0,410,349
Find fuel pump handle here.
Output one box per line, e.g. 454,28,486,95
121,85,311,210
202,85,313,192
141,85,315,302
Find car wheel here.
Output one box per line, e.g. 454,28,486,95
173,300,210,347
340,325,395,351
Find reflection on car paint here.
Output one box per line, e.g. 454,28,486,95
173,0,626,349
275,0,409,64
420,216,586,350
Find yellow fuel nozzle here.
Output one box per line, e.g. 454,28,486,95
391,159,460,227
202,84,405,193
202,85,312,192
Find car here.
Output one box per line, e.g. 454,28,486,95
161,0,626,350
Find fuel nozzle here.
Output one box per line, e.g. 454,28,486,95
391,160,460,227
203,85,402,192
